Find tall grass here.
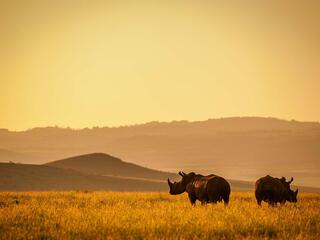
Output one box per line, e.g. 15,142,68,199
0,192,319,239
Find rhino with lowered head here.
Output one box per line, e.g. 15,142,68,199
255,175,298,206
168,172,231,205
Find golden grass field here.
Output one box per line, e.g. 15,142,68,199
0,192,319,240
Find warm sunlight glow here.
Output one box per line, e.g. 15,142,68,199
1,0,319,130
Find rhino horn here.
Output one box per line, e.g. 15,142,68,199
167,178,173,186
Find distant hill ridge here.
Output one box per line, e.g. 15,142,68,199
0,117,319,187
45,153,177,181
1,117,320,133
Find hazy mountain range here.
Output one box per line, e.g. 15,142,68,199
0,117,319,187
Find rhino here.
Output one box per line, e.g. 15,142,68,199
167,172,231,205
255,175,298,206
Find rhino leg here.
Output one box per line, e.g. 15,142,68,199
257,199,262,206
222,193,229,206
188,193,197,206
255,195,262,206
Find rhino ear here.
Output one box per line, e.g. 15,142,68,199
288,177,293,184
181,171,187,176
179,171,186,177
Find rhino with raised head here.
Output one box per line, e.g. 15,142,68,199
255,175,298,206
167,172,231,205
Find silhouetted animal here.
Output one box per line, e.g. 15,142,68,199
255,175,298,206
168,172,231,205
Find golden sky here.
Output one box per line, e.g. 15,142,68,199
1,0,319,130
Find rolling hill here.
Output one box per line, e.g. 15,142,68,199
45,153,177,181
0,162,168,191
1,160,318,192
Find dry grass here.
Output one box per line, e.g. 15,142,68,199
0,192,319,239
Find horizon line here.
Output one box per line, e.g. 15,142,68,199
1,116,320,132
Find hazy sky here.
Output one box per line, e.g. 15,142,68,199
1,0,319,130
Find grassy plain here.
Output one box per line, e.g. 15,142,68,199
0,192,319,240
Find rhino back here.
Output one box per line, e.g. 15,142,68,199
207,176,230,193
255,175,286,200
186,178,208,200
